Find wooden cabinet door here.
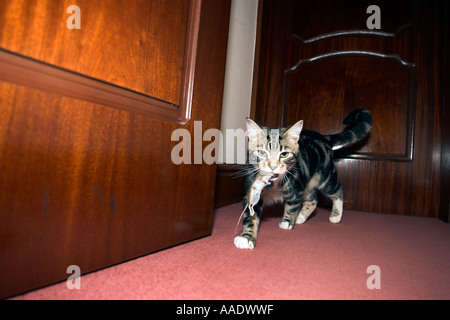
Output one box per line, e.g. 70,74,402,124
0,0,230,298
253,0,446,218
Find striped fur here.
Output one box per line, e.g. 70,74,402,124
234,109,372,249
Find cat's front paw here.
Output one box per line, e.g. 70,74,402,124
234,235,256,249
278,221,294,230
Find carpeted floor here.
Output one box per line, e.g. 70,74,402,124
11,203,450,300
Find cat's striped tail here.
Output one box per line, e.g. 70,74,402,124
326,109,372,151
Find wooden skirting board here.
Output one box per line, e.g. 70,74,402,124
214,164,246,208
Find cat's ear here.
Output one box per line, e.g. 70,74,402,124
246,118,264,140
284,120,303,142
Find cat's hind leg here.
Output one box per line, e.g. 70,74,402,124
329,196,343,223
320,166,344,223
294,175,318,224
327,187,344,223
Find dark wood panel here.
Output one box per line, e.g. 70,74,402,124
289,0,413,43
0,82,189,296
284,52,416,161
252,0,444,218
0,0,231,299
0,0,189,105
0,45,193,124
214,165,245,208
440,1,450,223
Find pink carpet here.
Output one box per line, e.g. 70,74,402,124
11,203,450,300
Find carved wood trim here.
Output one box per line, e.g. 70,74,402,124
288,25,412,45
282,50,417,162
0,0,201,125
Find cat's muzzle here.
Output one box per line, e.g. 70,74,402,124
269,174,279,181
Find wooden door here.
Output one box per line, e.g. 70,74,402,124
0,0,231,298
252,0,447,219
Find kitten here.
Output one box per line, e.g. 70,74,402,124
234,109,372,249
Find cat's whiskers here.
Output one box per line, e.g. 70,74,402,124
284,169,299,184
282,171,294,190
231,164,259,178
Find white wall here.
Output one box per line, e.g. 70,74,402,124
218,0,259,164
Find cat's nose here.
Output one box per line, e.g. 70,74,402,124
269,164,278,171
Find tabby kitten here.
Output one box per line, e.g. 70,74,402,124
234,109,372,249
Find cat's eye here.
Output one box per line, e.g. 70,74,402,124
256,150,268,158
280,152,290,158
